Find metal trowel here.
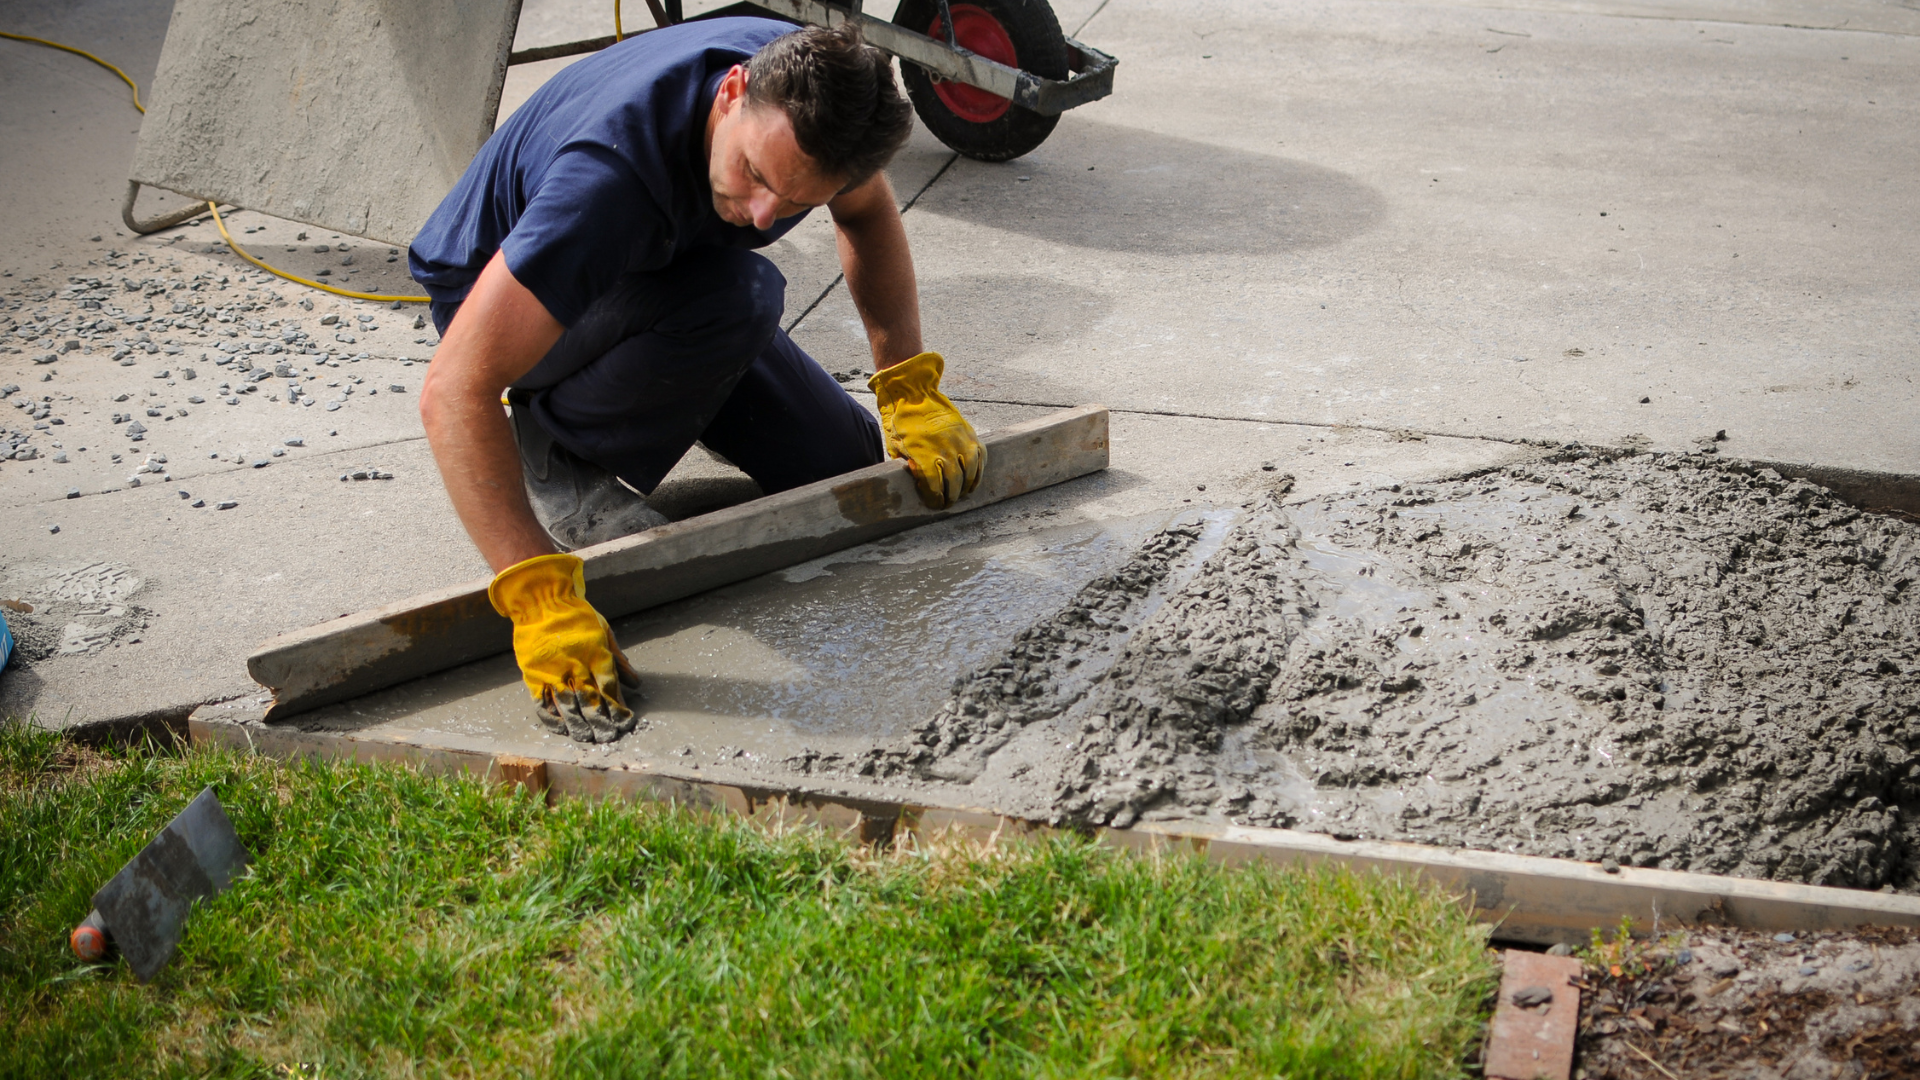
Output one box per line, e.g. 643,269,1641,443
69,786,252,981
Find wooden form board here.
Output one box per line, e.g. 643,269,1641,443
248,405,1110,720
190,703,1920,946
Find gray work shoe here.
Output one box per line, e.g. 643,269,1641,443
507,391,669,551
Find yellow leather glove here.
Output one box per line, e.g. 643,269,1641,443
488,553,641,743
867,351,985,509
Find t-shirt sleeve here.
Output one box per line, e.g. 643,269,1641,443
498,145,672,327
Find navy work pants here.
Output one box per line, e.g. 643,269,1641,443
431,247,882,496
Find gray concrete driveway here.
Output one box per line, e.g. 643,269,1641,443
1,0,1913,731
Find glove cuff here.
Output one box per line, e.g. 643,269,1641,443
867,351,945,406
488,552,585,620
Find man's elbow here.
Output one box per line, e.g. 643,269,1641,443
417,366,455,435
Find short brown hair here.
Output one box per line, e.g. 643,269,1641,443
746,23,914,187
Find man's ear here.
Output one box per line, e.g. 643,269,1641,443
715,64,749,114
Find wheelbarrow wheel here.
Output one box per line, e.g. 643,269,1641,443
891,0,1069,162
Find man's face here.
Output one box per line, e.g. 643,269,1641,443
707,65,844,231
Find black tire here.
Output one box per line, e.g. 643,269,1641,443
891,0,1068,162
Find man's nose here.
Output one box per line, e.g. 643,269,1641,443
750,191,780,230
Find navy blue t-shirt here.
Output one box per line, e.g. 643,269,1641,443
409,18,807,327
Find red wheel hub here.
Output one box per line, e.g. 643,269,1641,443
928,5,1017,123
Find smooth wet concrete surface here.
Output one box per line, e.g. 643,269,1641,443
284,509,1179,763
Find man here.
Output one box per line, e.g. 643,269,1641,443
410,19,985,745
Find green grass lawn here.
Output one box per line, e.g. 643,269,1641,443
0,720,1498,1078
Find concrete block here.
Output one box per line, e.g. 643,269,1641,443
131,0,523,246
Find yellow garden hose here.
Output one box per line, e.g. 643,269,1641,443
208,202,429,304
0,31,145,112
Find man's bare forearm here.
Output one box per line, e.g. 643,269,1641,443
418,251,566,573
831,173,924,370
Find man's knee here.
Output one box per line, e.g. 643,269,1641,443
733,254,787,340
667,250,786,354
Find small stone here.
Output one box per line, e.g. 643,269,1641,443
1600,859,1621,874
226,396,239,405
187,396,205,404
1675,949,1693,965
48,524,59,534
52,452,67,463
1510,985,1553,1008
190,499,205,508
325,401,341,411
1639,396,1651,404
388,384,405,393
181,367,196,380
178,490,190,499
285,437,304,446
1774,932,1797,943
215,500,238,510
66,488,80,499
1845,959,1872,972
128,477,141,487
413,314,426,329
271,447,285,457
1798,965,1819,976
1546,943,1575,957
154,369,170,379
320,313,339,326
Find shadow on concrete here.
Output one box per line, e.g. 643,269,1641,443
648,472,765,521
915,118,1386,256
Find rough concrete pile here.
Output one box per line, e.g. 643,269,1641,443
871,451,1920,892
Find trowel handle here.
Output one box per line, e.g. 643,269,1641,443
70,909,112,963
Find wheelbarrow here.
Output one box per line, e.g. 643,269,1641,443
123,0,1116,245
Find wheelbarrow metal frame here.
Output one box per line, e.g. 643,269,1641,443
505,0,1116,119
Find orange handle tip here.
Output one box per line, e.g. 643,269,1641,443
71,923,109,963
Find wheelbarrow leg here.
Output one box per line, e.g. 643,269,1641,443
121,180,216,235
